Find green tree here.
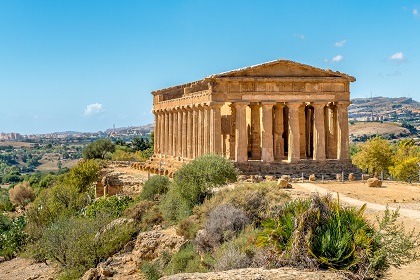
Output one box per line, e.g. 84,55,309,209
389,139,420,181
352,137,394,176
82,139,115,159
61,159,99,193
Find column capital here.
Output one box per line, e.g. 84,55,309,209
311,101,329,108
286,101,303,109
207,101,224,108
336,100,351,108
233,101,250,108
275,102,285,109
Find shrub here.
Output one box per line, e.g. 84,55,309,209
0,216,27,259
138,175,170,201
60,159,99,193
195,182,291,226
213,226,261,271
163,243,207,275
177,217,199,240
36,214,135,279
8,181,35,207
25,183,91,240
195,204,249,252
160,154,237,222
123,200,156,223
140,261,161,280
0,191,13,212
86,195,132,218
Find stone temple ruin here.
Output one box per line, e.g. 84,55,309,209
141,59,360,177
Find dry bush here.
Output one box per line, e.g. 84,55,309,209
194,182,290,226
8,181,35,207
195,204,249,252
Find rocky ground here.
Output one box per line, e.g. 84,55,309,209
1,167,420,280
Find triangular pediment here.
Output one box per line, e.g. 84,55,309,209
209,59,355,81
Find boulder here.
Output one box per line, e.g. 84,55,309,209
348,173,356,181
367,178,382,187
362,174,370,180
277,178,291,188
336,174,342,181
309,174,316,181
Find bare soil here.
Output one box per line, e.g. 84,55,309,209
349,121,408,137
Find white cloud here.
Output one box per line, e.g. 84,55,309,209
413,8,418,16
84,103,105,116
389,52,405,61
334,40,347,47
331,55,344,62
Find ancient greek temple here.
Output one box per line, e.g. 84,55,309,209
142,59,358,176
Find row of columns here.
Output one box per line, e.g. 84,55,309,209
232,100,350,163
153,102,224,159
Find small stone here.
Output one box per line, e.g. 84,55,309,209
348,173,356,181
308,174,316,181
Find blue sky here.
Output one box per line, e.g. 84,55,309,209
0,1,419,134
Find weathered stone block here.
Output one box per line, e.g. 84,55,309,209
367,178,382,187
348,173,356,181
309,174,316,181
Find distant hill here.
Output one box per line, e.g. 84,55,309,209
349,96,420,141
349,96,420,125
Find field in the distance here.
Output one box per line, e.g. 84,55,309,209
349,121,409,137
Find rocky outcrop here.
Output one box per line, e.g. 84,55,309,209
132,227,186,266
82,227,185,280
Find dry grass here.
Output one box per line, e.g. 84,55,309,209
36,158,79,172
349,121,409,137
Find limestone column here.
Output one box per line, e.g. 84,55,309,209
153,110,159,155
192,105,198,158
299,104,306,158
169,109,174,156
234,101,249,162
181,107,188,159
176,107,182,158
261,102,275,162
209,102,224,155
287,102,301,163
186,106,193,159
274,103,284,159
249,103,261,160
229,103,236,160
203,104,210,154
337,101,351,161
326,104,337,159
312,102,327,161
198,106,203,157
164,109,169,156
173,109,179,157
